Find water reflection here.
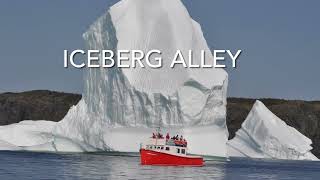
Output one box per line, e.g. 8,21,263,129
66,154,226,180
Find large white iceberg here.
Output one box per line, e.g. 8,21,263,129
0,0,228,156
227,100,318,161
52,0,229,157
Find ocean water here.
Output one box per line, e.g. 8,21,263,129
0,151,319,180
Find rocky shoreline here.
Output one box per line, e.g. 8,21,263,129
0,90,81,125
0,90,319,158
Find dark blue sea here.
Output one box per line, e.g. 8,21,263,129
0,151,319,180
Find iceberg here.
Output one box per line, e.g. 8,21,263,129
53,0,229,157
227,100,318,161
0,120,97,153
0,140,22,151
0,120,56,147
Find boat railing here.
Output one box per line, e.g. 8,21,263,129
166,139,187,147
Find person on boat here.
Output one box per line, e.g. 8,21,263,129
157,132,164,139
152,133,156,138
183,138,187,147
180,135,183,141
166,133,170,141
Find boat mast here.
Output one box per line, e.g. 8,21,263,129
154,95,164,145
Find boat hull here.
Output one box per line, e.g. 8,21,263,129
140,149,204,166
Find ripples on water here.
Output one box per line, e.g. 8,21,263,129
0,151,319,180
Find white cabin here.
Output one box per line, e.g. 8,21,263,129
141,138,188,156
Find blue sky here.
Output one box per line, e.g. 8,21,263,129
0,0,319,100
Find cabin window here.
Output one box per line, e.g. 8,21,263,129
181,149,186,154
177,148,180,154
154,146,156,149
161,146,164,150
157,146,160,149
165,147,170,151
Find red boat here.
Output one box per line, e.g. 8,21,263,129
140,133,204,166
